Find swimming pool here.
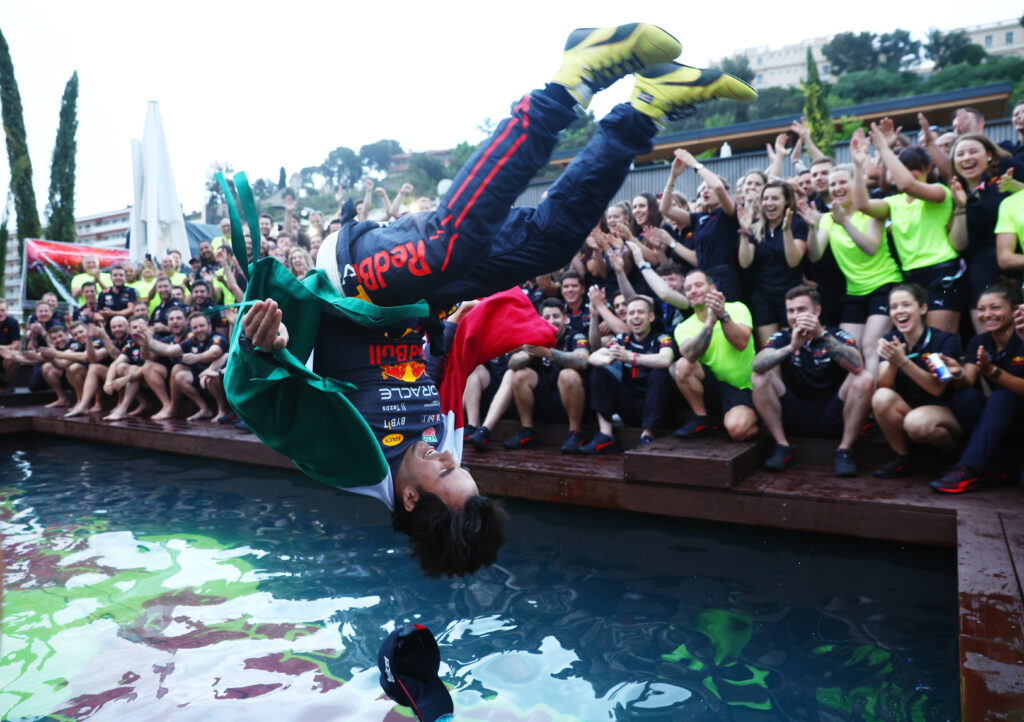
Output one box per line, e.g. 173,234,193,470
1,437,959,720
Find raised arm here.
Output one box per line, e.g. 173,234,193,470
390,183,414,218
661,153,691,228
947,178,969,253
850,128,890,219
917,112,952,181
869,121,947,204
797,201,826,262
792,118,824,162
356,178,373,222
736,204,756,269
625,242,688,310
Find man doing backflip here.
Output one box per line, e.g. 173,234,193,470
233,23,757,578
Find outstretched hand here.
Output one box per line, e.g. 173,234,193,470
242,299,289,350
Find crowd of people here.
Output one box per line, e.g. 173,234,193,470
2,97,1024,496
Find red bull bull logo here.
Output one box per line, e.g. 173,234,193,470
380,361,426,383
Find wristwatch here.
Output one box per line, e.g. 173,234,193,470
639,261,652,271
989,367,1003,381
668,239,678,250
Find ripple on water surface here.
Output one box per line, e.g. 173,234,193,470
0,437,959,721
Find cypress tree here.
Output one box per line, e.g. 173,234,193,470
0,27,41,247
46,71,78,242
278,166,286,189
801,48,835,157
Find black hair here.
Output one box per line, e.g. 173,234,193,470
391,491,508,578
979,279,1023,307
539,297,566,313
785,284,821,306
80,281,96,290
560,270,583,285
889,283,928,306
259,213,273,222
897,146,933,174
191,280,210,293
656,262,685,277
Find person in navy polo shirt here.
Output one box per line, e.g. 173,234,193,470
64,316,131,417
930,282,1024,492
72,281,102,324
96,266,138,324
751,285,874,477
872,284,964,478
149,276,187,333
147,312,228,421
101,315,152,421
503,298,591,453
585,295,675,453
137,306,189,418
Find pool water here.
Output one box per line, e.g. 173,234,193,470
1,437,958,721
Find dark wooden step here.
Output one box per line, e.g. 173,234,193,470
624,434,765,487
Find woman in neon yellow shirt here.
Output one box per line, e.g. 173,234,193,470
800,161,899,375
854,122,967,336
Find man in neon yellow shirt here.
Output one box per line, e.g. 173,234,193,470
211,218,232,251
673,269,758,441
70,254,111,304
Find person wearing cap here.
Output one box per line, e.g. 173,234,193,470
378,624,454,722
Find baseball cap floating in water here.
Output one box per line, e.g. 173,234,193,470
378,624,454,722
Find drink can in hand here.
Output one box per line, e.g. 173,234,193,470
929,353,953,382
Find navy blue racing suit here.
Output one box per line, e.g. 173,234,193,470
330,84,657,308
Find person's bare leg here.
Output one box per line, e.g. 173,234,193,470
66,364,106,417
558,368,585,433
105,377,141,421
860,315,892,377
838,372,874,450
481,372,514,430
510,368,539,428
904,406,961,453
66,363,86,402
672,358,707,415
463,365,490,428
206,375,232,421
176,371,213,421
872,387,911,455
152,364,183,420
751,369,788,446
724,405,759,441
754,323,779,350
926,309,959,336
42,364,70,407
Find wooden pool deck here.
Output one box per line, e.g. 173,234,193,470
2,398,1022,719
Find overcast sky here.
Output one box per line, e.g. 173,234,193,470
0,1,1019,225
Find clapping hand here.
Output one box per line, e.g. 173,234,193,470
976,345,994,377
997,168,1024,195
242,299,289,351
796,199,821,228
704,289,727,319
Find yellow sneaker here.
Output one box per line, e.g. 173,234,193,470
553,23,681,107
631,62,758,125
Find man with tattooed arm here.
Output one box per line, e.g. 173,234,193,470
750,285,875,476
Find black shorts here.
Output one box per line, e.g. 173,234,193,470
750,286,789,328
532,370,569,423
780,391,845,438
904,259,964,314
700,364,753,415
840,283,896,325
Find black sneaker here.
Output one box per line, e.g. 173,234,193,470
763,443,795,471
675,415,715,439
466,425,490,451
580,432,619,455
637,434,654,447
930,464,983,494
233,419,251,434
560,430,584,454
874,454,914,479
834,448,857,477
503,427,539,450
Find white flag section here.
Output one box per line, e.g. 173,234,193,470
129,101,189,265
